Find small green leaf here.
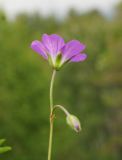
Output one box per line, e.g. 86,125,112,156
0,139,6,146
0,146,12,154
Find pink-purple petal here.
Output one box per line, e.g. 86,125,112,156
61,40,86,62
42,34,65,59
70,53,87,62
31,40,48,59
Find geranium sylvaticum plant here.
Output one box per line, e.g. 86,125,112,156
31,34,87,160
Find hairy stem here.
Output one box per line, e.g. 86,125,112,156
48,70,56,160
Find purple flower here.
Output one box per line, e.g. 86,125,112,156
31,34,87,70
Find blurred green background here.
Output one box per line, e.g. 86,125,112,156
0,2,122,160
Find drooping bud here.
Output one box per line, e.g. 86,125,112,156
66,114,81,133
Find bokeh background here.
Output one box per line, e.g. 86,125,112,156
0,0,122,160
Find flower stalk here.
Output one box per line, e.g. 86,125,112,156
48,69,56,160
53,105,70,116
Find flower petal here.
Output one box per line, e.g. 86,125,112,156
61,40,85,62
42,34,65,59
70,53,87,62
31,40,48,59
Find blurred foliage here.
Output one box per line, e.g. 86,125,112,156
0,2,122,160
0,139,11,154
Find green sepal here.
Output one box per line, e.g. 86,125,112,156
54,53,63,70
47,52,64,70
48,54,54,67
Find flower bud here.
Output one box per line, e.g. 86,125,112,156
66,114,81,132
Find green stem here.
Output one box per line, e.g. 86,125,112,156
48,70,56,160
53,105,70,116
